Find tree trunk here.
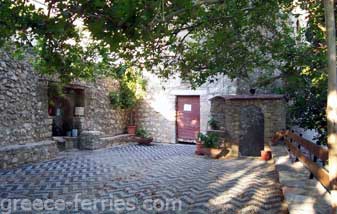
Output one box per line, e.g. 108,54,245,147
324,0,337,212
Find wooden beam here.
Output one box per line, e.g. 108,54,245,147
272,130,328,161
287,132,329,161
285,140,330,190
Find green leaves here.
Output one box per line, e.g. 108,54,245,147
198,132,220,149
0,0,287,83
0,0,330,142
109,67,146,110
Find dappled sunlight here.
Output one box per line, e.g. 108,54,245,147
208,161,272,204
205,159,283,213
208,162,259,189
327,90,337,124
146,94,175,122
275,155,290,165
288,197,316,213
291,161,307,171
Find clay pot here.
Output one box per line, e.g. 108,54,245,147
203,148,222,158
135,137,153,145
261,150,272,161
209,148,222,159
195,142,204,155
127,125,137,135
202,148,210,156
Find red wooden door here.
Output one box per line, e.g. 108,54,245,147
176,96,200,142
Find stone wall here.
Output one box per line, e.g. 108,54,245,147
0,51,128,168
82,78,127,136
0,52,51,146
0,52,127,146
136,72,238,143
0,140,58,169
210,95,286,154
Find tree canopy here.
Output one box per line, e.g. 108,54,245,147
0,0,332,142
0,0,294,82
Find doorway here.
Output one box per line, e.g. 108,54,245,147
48,85,85,137
176,96,200,143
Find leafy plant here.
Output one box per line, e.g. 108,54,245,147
48,83,65,108
136,128,149,138
109,66,146,110
208,118,219,130
109,91,120,108
198,132,220,149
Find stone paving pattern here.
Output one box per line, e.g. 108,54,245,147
272,143,331,214
0,144,285,213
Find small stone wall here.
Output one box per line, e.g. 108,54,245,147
0,140,58,169
210,95,286,156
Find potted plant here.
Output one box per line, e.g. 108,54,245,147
109,68,147,135
208,117,219,130
134,128,153,145
261,150,272,161
127,110,137,135
199,132,221,158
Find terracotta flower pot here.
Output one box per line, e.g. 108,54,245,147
135,137,153,145
202,148,222,158
127,125,137,135
209,148,222,159
202,147,210,156
195,142,204,155
261,150,272,161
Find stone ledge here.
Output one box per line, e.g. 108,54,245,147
0,140,58,169
100,134,132,141
0,140,55,152
79,131,135,150
53,137,79,151
211,94,285,101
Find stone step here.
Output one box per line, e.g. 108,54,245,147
0,140,58,169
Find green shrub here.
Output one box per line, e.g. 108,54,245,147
198,132,220,148
109,91,120,108
208,117,219,130
136,128,149,138
109,67,146,110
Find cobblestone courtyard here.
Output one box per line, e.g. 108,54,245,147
0,144,284,213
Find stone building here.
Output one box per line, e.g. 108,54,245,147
136,72,238,144
0,52,127,168
136,72,286,146
209,95,286,157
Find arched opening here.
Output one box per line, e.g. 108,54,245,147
239,105,264,156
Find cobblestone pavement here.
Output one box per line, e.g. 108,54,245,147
0,144,284,214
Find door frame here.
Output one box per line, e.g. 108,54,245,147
175,95,201,143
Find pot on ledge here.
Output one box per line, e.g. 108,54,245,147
195,140,204,155
127,125,137,135
135,137,153,145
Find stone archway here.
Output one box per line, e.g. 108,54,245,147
239,105,264,156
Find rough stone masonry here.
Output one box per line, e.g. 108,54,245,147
0,51,127,169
